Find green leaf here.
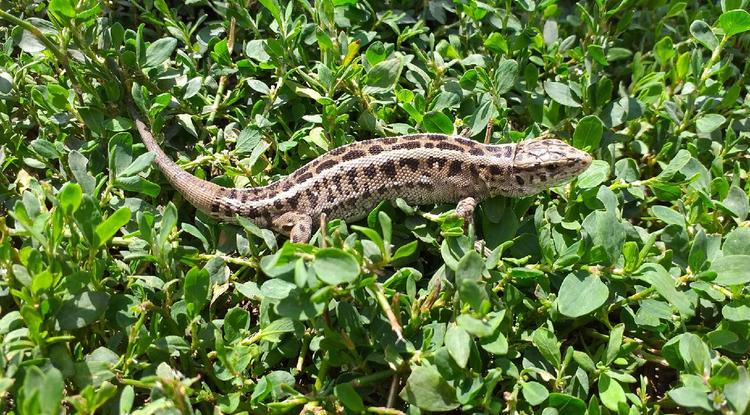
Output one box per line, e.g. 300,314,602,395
365,58,403,94
695,113,726,133
724,227,750,255
118,152,155,177
494,58,518,94
49,0,76,19
651,205,686,228
548,393,587,415
557,272,609,318
723,300,750,321
532,327,560,367
184,267,210,319
690,20,719,50
544,81,581,107
258,0,282,22
456,250,486,310
422,111,454,134
572,115,603,150
94,207,131,248
522,381,549,406
19,366,64,415
605,324,624,366
58,182,82,215
211,39,231,66
723,185,749,221
668,387,712,411
725,367,750,415
445,325,471,368
114,176,161,198
637,264,693,318
158,202,178,249
484,33,508,54
679,333,711,376
598,373,626,411
716,9,750,37
224,307,250,341
391,240,419,262
657,149,692,180
144,37,177,68
57,291,110,330
577,160,610,189
334,383,365,412
258,318,295,342
653,36,675,65
31,271,54,295
399,366,459,411
582,209,625,266
312,248,360,285
710,255,750,286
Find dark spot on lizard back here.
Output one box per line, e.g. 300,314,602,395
274,199,286,210
368,144,384,155
469,165,480,179
381,160,397,178
448,160,462,176
515,175,524,185
229,189,238,199
363,165,377,178
424,142,435,148
211,200,221,213
399,158,420,171
382,137,397,145
297,171,313,182
342,149,366,161
307,191,319,205
489,165,504,175
346,169,360,188
286,194,299,209
223,203,235,217
393,140,421,150
469,147,484,156
281,180,294,192
436,142,463,152
427,156,447,169
315,159,338,173
328,146,347,156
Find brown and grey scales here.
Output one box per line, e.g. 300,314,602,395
132,112,592,243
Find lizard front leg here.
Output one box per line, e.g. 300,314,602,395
456,197,477,228
457,197,492,256
274,212,313,243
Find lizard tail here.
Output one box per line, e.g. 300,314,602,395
128,104,227,214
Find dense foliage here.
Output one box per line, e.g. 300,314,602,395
1,0,750,413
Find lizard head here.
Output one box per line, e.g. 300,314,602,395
507,138,592,197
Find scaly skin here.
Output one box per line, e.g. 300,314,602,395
131,107,592,242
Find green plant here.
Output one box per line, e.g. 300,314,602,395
1,0,749,413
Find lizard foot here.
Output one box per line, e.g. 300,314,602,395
274,212,313,243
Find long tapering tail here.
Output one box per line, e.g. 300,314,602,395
127,104,227,213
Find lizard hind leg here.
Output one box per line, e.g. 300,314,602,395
274,212,314,243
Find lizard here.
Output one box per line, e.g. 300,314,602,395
130,107,593,243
